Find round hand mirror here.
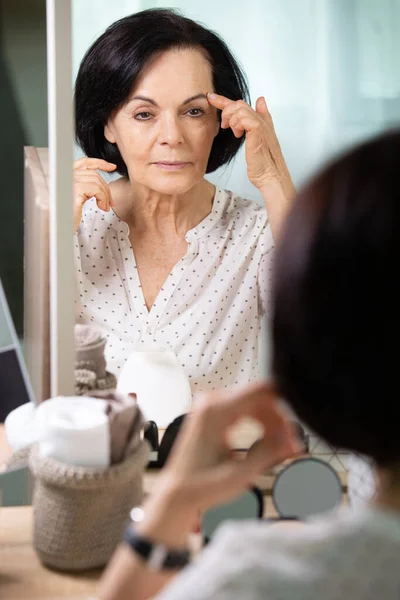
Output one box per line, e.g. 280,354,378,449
272,457,343,520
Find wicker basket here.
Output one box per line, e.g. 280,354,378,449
29,440,150,572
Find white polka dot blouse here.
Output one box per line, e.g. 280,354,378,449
74,187,275,393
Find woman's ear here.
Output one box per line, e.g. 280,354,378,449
104,122,116,144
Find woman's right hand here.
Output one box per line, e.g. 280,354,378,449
73,157,117,232
153,382,301,518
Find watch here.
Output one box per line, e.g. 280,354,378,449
123,507,191,571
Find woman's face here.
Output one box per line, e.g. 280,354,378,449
104,48,220,195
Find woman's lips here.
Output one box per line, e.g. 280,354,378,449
154,162,190,171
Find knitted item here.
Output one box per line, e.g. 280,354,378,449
75,324,107,379
74,324,117,396
74,368,117,396
29,440,150,571
74,323,104,348
4,445,31,471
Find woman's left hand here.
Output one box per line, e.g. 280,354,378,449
208,93,295,200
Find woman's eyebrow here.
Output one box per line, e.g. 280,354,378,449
128,95,158,106
182,93,208,105
128,93,208,106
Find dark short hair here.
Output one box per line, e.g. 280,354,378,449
75,8,249,177
272,129,400,467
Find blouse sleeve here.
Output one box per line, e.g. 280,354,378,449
73,232,84,321
257,241,275,319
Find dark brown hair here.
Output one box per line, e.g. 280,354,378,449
75,8,249,177
272,129,400,466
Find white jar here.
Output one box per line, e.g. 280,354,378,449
117,349,192,429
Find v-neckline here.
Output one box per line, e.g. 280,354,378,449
126,236,198,327
107,187,225,333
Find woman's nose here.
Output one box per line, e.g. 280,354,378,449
157,115,184,146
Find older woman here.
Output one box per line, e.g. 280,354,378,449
73,8,294,390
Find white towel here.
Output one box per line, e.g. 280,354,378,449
35,396,110,468
4,402,38,451
5,397,110,468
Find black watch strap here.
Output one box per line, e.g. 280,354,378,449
123,526,191,571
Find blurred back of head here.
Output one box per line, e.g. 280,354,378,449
272,129,400,467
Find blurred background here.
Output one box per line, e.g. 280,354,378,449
0,0,47,336
1,0,400,335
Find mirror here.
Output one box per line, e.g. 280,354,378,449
200,457,342,542
272,458,343,520
68,0,400,461
0,0,75,508
2,1,400,504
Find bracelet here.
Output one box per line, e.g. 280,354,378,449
123,525,191,571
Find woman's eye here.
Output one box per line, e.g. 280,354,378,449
187,108,204,117
134,112,153,120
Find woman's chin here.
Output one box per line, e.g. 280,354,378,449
139,173,204,196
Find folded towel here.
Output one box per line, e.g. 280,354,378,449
4,402,38,452
88,391,144,464
5,392,144,468
35,396,110,468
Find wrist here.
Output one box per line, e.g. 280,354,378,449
259,173,295,202
136,478,199,548
259,178,287,204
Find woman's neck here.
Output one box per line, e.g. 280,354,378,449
110,177,215,236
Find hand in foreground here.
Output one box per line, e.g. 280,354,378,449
97,382,301,600
157,381,301,515
207,93,295,200
73,157,117,232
